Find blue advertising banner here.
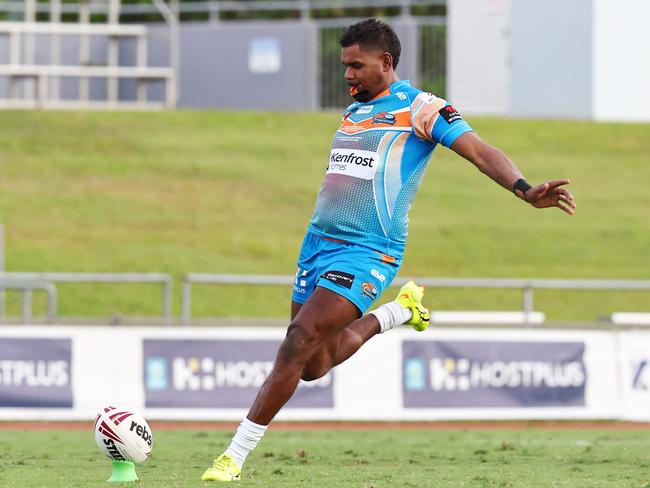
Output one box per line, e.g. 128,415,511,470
403,340,586,408
143,339,333,408
0,338,73,408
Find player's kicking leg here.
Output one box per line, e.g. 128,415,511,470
302,280,430,381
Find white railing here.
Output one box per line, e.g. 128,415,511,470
181,273,650,326
0,21,176,109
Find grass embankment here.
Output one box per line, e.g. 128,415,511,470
0,111,648,321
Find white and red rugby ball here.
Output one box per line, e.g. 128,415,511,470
94,406,153,463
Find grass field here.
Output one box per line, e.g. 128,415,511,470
2,426,650,487
0,111,648,321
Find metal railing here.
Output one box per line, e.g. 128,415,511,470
0,272,173,323
0,278,57,324
181,273,650,326
316,15,447,108
0,0,446,22
0,1,444,110
1,271,647,325
0,21,176,110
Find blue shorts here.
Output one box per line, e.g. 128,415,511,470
291,232,402,314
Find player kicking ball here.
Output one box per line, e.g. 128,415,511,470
202,18,575,481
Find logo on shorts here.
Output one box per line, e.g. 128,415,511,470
322,271,355,289
293,268,308,294
372,112,396,125
361,282,378,300
371,269,385,282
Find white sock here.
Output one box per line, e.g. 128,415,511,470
370,301,412,333
224,417,268,468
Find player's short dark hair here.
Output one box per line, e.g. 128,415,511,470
340,18,401,69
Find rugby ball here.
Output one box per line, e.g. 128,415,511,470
94,406,153,463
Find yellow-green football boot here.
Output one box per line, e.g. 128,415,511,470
395,280,430,331
201,453,241,482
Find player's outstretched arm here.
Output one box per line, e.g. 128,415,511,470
450,132,576,215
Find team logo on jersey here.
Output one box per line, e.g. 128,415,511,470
356,105,373,115
372,112,396,125
438,105,463,123
321,270,355,289
361,282,378,300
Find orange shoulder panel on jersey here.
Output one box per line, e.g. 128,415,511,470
411,92,446,142
338,110,411,135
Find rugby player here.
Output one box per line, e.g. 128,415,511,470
202,18,575,481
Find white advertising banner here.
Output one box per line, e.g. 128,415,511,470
335,328,618,420
0,326,620,421
619,331,650,421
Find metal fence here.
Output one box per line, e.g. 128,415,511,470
1,271,649,325
319,23,349,109
318,16,447,109
0,1,447,110
0,272,172,323
180,273,650,326
417,17,446,97
0,278,57,324
0,0,446,22
0,21,176,109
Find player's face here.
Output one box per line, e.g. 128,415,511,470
341,44,392,103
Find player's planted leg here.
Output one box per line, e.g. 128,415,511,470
201,454,241,482
202,288,360,482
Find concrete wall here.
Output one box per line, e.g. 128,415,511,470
592,0,650,121
172,22,318,110
510,0,594,119
448,0,650,121
448,0,510,114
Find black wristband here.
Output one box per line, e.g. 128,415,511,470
512,178,532,201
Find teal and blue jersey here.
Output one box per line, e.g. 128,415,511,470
307,80,473,259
